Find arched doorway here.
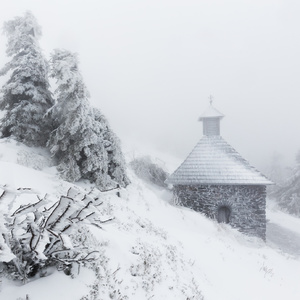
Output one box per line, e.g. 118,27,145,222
217,206,231,224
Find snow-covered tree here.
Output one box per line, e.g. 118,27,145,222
273,150,300,216
48,49,129,189
92,107,130,189
265,152,285,184
0,11,53,146
47,48,94,182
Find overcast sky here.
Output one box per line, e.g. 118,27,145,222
1,0,300,172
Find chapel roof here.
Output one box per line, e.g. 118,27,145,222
198,103,224,121
166,135,273,186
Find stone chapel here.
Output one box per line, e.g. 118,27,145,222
166,102,273,240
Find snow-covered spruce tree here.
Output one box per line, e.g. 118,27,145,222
0,11,53,146
92,107,129,188
273,150,300,216
48,49,128,189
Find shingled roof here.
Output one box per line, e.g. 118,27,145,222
166,135,273,186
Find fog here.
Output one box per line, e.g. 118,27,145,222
1,0,300,172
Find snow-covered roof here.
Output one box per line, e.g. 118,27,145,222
198,104,224,121
166,136,273,186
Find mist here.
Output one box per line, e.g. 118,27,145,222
1,0,300,172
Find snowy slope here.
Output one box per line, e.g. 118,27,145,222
0,138,300,300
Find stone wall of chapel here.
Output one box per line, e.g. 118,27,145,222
173,185,266,240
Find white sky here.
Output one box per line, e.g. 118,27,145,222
1,0,300,171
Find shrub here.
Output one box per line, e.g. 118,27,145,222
1,187,112,282
130,156,169,188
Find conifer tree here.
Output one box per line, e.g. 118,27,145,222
273,150,300,216
92,107,129,188
0,11,53,146
48,49,129,189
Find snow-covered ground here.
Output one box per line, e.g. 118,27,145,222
267,201,300,257
0,138,300,300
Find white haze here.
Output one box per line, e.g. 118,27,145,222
1,0,300,172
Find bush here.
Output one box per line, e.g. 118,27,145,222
129,156,169,188
1,187,112,282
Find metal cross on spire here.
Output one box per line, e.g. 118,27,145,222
209,95,214,105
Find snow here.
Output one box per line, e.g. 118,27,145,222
1,268,94,300
0,139,300,299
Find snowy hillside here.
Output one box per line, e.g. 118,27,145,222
1,139,300,300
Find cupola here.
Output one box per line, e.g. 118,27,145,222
198,99,224,136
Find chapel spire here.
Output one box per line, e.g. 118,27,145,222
198,96,224,136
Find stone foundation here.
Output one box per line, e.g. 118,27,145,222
173,185,266,240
